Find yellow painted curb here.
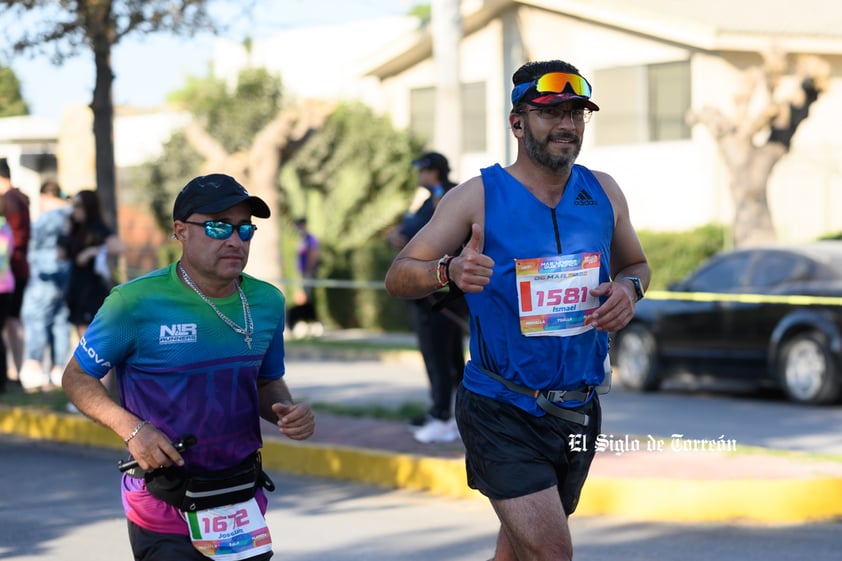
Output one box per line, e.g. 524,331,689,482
260,439,475,499
0,405,124,451
577,477,842,523
4,405,842,523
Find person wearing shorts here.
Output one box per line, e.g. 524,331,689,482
62,174,315,560
385,59,650,561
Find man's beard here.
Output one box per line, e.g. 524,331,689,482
522,120,581,172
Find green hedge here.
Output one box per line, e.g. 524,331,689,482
638,223,726,290
321,238,414,332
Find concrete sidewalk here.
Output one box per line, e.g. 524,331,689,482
3,329,842,523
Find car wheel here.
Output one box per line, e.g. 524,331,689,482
614,323,661,392
777,331,841,404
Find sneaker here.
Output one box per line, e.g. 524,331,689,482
49,366,64,388
19,360,50,393
291,321,309,340
413,417,460,444
307,322,325,337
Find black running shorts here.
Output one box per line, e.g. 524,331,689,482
128,520,273,561
455,384,601,515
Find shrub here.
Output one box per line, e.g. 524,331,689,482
638,224,726,290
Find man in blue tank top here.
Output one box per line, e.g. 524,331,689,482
62,174,315,560
386,60,650,561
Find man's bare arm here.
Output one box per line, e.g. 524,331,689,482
62,358,185,469
386,178,493,297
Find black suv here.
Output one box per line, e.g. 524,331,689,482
611,242,842,404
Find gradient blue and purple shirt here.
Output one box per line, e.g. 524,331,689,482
74,263,286,533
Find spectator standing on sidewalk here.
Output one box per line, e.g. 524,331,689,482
59,189,124,395
60,189,124,336
387,151,467,443
0,197,15,394
0,158,30,384
386,60,650,561
62,173,315,560
287,217,323,338
18,181,72,391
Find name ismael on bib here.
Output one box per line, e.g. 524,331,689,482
515,252,601,337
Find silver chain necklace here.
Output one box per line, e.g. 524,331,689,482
178,262,254,349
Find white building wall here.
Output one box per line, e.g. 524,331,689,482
114,110,191,168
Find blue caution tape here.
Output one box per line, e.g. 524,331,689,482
645,290,842,306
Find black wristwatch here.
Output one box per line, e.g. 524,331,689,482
619,276,644,302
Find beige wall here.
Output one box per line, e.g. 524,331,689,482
56,105,96,194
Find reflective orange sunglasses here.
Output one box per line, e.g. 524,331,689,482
511,72,593,104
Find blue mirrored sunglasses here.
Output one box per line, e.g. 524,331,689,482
182,220,257,241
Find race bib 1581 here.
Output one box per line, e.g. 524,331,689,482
515,253,601,337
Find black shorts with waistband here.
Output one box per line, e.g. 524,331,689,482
127,520,273,561
455,384,601,515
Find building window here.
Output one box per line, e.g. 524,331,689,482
593,61,690,145
409,81,487,152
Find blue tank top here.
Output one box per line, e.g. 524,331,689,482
463,163,613,415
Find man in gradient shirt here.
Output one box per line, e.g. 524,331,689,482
63,174,315,561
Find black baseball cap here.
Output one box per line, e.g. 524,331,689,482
412,152,450,177
173,174,271,222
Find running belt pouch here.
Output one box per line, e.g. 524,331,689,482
145,453,263,512
144,466,189,508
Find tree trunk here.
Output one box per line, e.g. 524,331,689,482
728,157,777,247
687,51,829,248
246,113,298,285
184,103,331,286
90,33,118,229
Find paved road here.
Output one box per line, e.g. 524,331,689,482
2,434,841,561
283,356,842,455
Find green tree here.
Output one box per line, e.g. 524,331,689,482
282,102,421,253
169,66,282,153
0,66,28,116
138,70,422,328
281,101,424,328
135,66,281,235
155,65,321,283
1,0,226,227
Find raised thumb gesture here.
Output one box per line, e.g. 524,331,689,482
464,222,484,254
453,223,495,293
